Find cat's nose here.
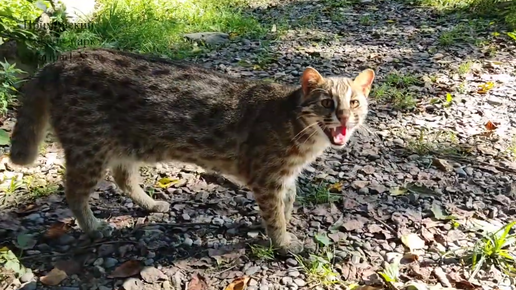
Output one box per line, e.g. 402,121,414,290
339,115,349,126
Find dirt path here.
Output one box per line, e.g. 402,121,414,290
1,1,516,290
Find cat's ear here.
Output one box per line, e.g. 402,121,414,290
353,69,375,97
300,67,324,96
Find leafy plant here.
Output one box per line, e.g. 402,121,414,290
249,241,275,261
298,182,341,205
468,221,516,279
0,60,26,114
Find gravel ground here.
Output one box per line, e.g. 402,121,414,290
1,1,516,290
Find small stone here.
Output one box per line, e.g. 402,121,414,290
182,213,190,221
20,271,34,283
122,278,144,290
249,279,258,286
103,258,118,268
281,277,293,285
58,234,76,245
288,270,300,277
286,258,298,267
259,286,269,290
247,231,260,238
455,167,467,178
212,217,224,226
20,282,37,290
294,278,306,287
184,238,193,246
184,32,229,45
98,244,115,256
140,266,167,283
245,266,261,276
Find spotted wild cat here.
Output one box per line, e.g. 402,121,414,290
9,48,375,255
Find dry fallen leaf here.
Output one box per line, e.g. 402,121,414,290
484,120,498,131
433,267,452,287
389,187,407,196
40,267,67,286
54,259,82,276
225,276,250,290
477,81,494,94
401,233,425,252
188,273,209,290
328,182,343,192
432,158,453,172
107,260,143,279
44,222,71,239
156,177,179,189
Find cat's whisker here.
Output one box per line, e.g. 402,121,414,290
291,122,319,143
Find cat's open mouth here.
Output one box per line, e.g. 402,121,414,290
323,126,347,145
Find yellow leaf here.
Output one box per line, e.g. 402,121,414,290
389,187,407,196
492,32,500,37
156,177,179,189
328,182,343,192
225,276,250,290
253,65,261,70
386,19,396,23
477,81,494,94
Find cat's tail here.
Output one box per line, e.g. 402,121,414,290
9,70,54,165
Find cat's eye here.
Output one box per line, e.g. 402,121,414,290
321,99,333,108
350,100,360,108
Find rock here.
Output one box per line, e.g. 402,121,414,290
58,234,76,245
183,238,193,246
245,266,261,276
212,217,224,226
20,271,34,283
288,270,300,277
286,258,298,267
20,282,37,290
294,278,306,287
247,231,260,238
98,244,116,256
184,32,229,45
141,266,167,283
104,257,118,268
122,278,144,290
281,277,293,285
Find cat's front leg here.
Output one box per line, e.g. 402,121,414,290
251,183,304,255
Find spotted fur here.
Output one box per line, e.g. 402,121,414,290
9,48,375,255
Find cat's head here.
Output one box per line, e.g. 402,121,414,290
298,67,375,149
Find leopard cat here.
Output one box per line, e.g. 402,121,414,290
9,48,375,255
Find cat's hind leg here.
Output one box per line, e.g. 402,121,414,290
111,162,170,213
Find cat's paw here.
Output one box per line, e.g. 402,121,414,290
87,219,114,240
150,201,170,213
276,232,304,256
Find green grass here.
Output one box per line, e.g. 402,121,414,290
458,60,474,75
297,182,342,205
371,72,421,110
413,0,516,41
249,242,276,261
79,0,267,59
467,221,516,280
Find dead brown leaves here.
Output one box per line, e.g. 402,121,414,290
40,267,67,286
225,276,250,290
107,260,143,279
187,273,209,290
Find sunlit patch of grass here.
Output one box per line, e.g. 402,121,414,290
371,72,421,110
406,127,468,156
83,0,267,59
298,182,341,205
249,241,275,261
467,221,516,279
294,234,345,289
458,60,474,75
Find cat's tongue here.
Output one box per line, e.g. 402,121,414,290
331,126,347,145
